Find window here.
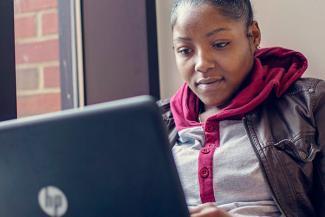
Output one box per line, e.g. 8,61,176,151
1,1,159,120
14,0,82,118
14,0,61,117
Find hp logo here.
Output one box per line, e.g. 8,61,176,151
38,186,68,217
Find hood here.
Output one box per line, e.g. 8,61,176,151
170,47,308,131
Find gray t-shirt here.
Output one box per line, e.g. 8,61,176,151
172,120,281,217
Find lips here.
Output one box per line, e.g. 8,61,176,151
196,77,224,91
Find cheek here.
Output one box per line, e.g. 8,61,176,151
176,58,194,82
222,52,254,83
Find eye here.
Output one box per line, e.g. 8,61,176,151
213,41,230,49
177,47,193,56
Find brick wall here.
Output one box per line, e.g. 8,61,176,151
14,0,61,117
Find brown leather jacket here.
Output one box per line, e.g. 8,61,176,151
158,78,325,217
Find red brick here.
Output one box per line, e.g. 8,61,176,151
44,66,60,88
17,93,61,117
15,39,59,64
15,15,36,38
14,0,57,13
42,11,58,35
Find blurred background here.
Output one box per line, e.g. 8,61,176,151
157,0,325,98
1,0,324,119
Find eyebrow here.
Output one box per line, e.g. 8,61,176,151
173,36,191,43
206,27,230,37
173,27,231,42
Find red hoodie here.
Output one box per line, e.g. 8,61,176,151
171,47,308,131
170,47,308,203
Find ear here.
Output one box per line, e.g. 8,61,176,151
248,21,261,50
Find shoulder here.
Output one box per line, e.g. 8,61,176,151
254,77,325,128
286,77,325,95
284,77,325,110
156,98,178,146
257,77,325,131
156,98,171,113
156,98,174,125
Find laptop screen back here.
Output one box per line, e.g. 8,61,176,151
0,96,189,217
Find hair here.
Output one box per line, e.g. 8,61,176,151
170,0,254,29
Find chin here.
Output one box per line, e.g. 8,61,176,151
200,97,226,108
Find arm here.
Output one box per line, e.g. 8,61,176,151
313,80,325,216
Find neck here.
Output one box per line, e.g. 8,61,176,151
198,105,221,123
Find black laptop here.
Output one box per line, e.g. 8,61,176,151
0,96,189,217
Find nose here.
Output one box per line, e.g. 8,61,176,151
194,51,215,73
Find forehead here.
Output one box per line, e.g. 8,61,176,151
173,3,245,37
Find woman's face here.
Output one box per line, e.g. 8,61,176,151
172,3,260,107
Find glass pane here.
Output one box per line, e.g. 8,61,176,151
14,0,61,117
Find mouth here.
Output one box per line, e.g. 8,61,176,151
196,77,224,90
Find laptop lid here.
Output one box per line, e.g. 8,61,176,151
0,96,189,217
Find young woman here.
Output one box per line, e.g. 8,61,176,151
159,0,325,216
